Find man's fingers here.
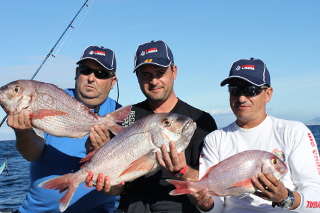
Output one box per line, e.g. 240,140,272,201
96,173,104,191
160,144,174,170
85,171,94,187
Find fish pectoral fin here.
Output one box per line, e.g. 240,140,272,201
145,167,160,177
30,109,69,119
228,178,253,189
119,153,156,178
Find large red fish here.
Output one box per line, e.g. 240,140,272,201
168,150,288,196
0,80,131,138
38,113,197,212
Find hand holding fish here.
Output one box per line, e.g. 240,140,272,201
252,172,300,209
7,108,45,161
7,109,32,131
85,124,111,154
156,141,198,181
156,141,186,173
85,172,125,195
188,188,214,212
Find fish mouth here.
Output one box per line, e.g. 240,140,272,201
282,166,288,175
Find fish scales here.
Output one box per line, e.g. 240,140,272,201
38,113,197,212
168,150,288,197
0,80,131,138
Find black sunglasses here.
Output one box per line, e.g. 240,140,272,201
228,85,269,97
78,65,115,79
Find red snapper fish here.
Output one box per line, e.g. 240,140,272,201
0,80,131,138
39,113,197,212
168,150,288,197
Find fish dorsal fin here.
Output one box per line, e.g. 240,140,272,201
30,109,69,119
199,165,216,181
119,151,156,178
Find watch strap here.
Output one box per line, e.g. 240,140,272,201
170,165,188,178
272,188,294,209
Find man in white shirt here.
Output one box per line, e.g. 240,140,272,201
190,58,320,213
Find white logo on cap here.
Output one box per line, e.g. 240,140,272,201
89,51,94,55
236,65,241,71
141,51,145,56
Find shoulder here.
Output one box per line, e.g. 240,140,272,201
122,100,153,127
64,88,75,97
98,97,121,115
268,115,307,130
175,99,217,132
205,122,236,141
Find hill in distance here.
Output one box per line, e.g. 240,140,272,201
304,117,320,125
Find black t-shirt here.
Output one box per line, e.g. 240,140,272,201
119,99,217,213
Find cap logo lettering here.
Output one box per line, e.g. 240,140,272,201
241,65,255,70
144,59,153,62
145,48,158,54
89,50,106,56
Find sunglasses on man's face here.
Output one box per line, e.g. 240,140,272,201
78,65,115,79
228,85,269,97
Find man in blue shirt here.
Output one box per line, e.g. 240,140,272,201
7,46,122,213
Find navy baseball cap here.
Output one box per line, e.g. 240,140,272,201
77,46,116,72
220,58,271,87
134,40,174,72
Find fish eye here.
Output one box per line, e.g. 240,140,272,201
271,159,278,164
163,119,171,127
14,86,20,93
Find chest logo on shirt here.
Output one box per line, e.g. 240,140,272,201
122,111,136,127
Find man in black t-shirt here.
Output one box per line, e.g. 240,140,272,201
86,40,217,213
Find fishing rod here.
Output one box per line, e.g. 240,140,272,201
0,1,93,172
0,0,91,128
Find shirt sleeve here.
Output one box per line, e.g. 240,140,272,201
286,123,320,212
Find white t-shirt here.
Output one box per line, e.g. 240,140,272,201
199,115,320,213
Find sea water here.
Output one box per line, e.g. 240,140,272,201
0,125,320,212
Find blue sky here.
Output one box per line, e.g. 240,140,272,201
0,0,319,140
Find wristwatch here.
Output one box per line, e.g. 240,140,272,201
170,165,188,178
272,188,295,209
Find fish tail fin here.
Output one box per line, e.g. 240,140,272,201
103,105,132,135
167,179,193,196
38,174,78,212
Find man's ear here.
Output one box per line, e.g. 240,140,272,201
172,65,178,80
111,76,117,89
265,87,273,103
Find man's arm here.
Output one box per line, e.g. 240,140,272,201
7,109,45,161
